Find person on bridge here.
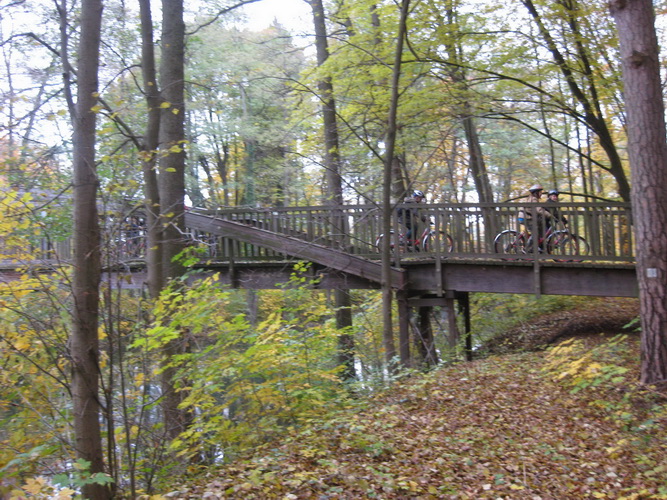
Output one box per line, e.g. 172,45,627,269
545,189,568,229
517,184,553,245
397,189,427,245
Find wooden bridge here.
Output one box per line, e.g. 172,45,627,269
1,201,637,361
1,202,637,298
107,201,637,298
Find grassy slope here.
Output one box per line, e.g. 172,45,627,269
166,303,667,499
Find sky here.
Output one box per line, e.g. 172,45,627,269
239,0,313,34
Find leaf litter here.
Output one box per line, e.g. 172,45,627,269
164,299,667,499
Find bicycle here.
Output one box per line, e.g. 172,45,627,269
376,222,453,254
123,234,146,258
493,220,589,261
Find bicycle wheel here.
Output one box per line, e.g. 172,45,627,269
376,231,406,253
546,231,589,262
422,230,453,254
493,230,527,256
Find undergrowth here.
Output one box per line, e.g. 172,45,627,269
151,332,667,499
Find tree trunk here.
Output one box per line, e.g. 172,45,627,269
309,0,356,380
70,0,110,497
381,0,411,372
335,290,356,381
416,306,438,368
444,2,496,240
610,0,667,384
158,0,189,440
139,0,163,299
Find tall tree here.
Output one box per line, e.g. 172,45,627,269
442,1,494,205
139,0,163,299
158,0,189,440
69,0,111,496
381,0,411,370
610,0,667,384
308,0,355,380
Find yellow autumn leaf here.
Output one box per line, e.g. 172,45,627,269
586,362,603,374
22,476,48,494
14,338,30,351
160,101,171,108
56,487,76,499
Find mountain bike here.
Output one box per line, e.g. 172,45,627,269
122,234,147,258
493,221,589,261
376,222,453,254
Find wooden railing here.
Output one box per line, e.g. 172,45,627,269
5,202,633,266
186,202,634,264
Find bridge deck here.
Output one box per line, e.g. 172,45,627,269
91,259,637,298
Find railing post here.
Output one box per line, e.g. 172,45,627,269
530,206,541,297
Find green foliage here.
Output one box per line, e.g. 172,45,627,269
135,266,350,461
164,336,667,498
0,192,73,484
6,459,113,500
543,334,667,493
185,23,307,206
53,459,115,491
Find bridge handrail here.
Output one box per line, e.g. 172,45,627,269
185,202,633,264
6,202,633,265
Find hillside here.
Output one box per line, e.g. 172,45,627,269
163,299,667,499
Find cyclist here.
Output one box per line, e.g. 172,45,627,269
545,189,567,229
397,189,427,245
517,184,553,247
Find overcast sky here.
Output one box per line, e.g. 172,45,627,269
240,0,313,34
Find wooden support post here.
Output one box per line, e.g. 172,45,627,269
396,290,411,368
457,292,473,361
444,294,460,351
417,305,438,367
529,209,542,297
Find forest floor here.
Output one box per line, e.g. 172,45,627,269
165,298,667,499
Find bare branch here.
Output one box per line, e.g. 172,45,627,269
187,0,262,36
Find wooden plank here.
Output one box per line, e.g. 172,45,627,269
405,261,638,297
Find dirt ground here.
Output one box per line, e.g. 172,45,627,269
482,297,640,355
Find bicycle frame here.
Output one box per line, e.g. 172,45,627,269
376,221,453,254
494,218,589,261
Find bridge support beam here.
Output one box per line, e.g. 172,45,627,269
444,293,461,351
397,291,411,368
407,291,473,365
456,292,473,361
